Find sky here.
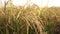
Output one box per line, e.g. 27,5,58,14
0,0,60,7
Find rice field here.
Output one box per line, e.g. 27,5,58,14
0,1,60,34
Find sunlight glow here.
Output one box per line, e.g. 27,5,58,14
0,0,60,7
12,0,27,6
12,0,60,7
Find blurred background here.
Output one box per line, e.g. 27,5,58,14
0,0,60,7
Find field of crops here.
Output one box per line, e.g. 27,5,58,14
0,1,60,34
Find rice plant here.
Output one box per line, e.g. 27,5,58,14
0,0,60,34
